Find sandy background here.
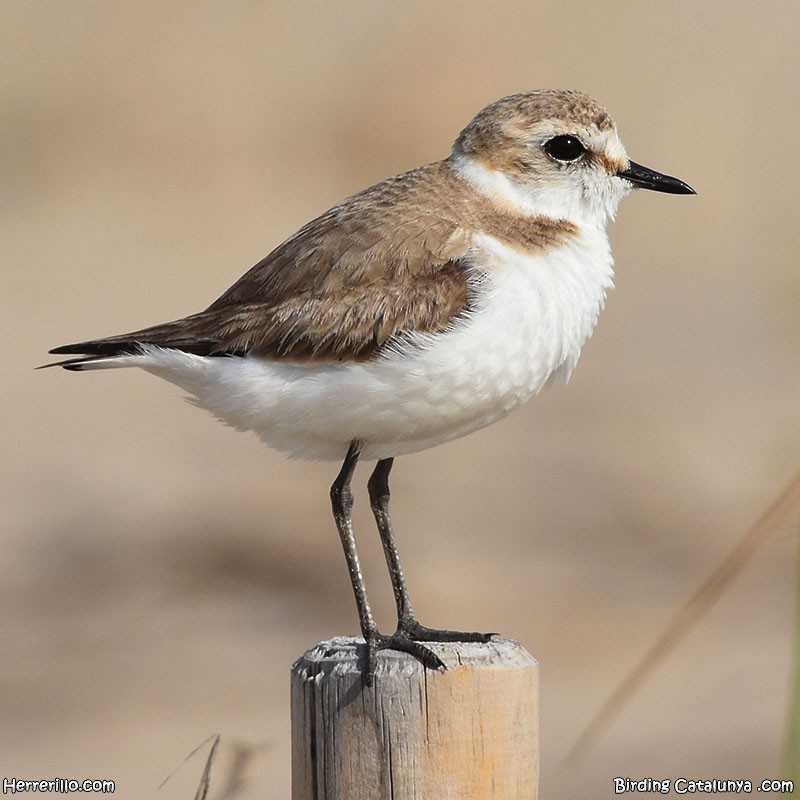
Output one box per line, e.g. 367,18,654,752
3,1,799,797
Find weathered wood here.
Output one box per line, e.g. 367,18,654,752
291,636,538,799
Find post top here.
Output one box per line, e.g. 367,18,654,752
293,635,537,681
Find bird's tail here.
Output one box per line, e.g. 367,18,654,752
39,352,139,371
43,313,223,371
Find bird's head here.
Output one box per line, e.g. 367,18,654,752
450,89,694,227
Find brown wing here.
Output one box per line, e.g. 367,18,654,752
50,162,474,363
50,261,467,362
49,159,576,366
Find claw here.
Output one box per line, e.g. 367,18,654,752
361,632,446,686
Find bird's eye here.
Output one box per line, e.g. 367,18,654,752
543,135,586,162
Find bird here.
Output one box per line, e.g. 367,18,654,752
45,89,695,682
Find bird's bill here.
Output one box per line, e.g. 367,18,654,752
617,160,696,194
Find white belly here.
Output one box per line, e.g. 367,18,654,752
137,229,614,461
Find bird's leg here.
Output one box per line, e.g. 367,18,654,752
366,458,416,626
331,443,444,684
367,457,494,645
331,442,377,641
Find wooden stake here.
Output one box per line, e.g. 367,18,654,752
291,636,538,799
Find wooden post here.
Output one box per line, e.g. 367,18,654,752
291,636,538,799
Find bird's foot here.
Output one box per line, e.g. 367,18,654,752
398,618,497,644
361,630,445,686
359,623,497,685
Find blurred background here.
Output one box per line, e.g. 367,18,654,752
3,1,799,797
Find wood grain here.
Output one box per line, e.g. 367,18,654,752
291,636,538,799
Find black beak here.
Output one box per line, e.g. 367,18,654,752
617,160,696,195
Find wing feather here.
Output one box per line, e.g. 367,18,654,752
49,159,576,367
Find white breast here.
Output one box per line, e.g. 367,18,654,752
135,228,614,462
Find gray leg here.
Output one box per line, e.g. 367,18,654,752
366,458,415,627
330,442,376,638
367,457,495,644
330,444,446,684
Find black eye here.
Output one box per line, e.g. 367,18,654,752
543,135,585,162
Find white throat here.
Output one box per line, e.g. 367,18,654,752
450,153,630,229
